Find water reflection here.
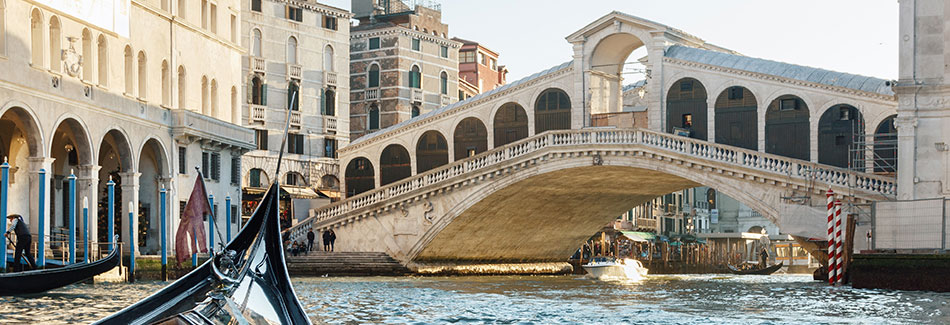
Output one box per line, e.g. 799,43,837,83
0,275,946,324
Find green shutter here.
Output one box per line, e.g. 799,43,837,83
320,91,326,115
261,83,268,106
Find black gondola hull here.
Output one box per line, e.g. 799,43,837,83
727,262,784,275
0,236,121,295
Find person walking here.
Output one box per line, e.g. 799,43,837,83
322,230,331,252
306,229,315,252
328,229,336,252
6,214,36,272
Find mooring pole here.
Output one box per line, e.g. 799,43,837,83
0,159,8,272
160,185,167,281
225,194,231,243
83,197,89,263
107,177,115,251
68,170,76,265
37,168,46,268
129,201,135,283
208,194,214,254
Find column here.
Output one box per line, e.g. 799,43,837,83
77,165,100,250
119,172,141,254
707,97,717,142
27,157,54,240
895,116,917,200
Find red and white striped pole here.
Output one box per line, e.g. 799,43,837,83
834,200,844,285
826,188,836,285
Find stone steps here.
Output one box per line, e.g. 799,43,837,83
286,251,409,276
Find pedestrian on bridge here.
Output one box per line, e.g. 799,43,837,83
328,229,336,252
322,230,331,252
307,229,315,252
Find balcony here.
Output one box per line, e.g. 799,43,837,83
249,104,266,124
365,88,379,101
411,89,423,103
325,71,338,87
250,56,266,74
290,111,301,129
441,95,452,107
324,116,337,133
287,63,302,80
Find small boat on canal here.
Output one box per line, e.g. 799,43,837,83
582,256,649,281
727,262,784,275
0,235,120,295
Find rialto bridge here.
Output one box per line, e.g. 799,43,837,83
286,12,899,265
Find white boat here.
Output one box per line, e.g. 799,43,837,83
582,256,649,281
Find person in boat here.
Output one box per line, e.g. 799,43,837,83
758,247,770,268
5,214,36,271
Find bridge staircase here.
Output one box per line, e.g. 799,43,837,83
286,251,410,276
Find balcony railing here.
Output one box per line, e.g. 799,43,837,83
441,95,452,107
290,111,301,128
411,89,423,103
324,116,337,132
249,104,266,124
250,56,266,74
287,63,302,80
365,88,379,101
325,71,338,87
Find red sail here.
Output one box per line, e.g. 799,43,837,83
175,173,212,264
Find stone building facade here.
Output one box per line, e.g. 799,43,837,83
348,0,461,141
453,37,507,100
0,0,254,256
240,0,351,212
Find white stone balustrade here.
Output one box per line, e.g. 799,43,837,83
325,71,338,87
411,89,423,103
287,64,302,80
250,57,266,74
249,104,266,124
289,111,301,129
365,88,379,101
324,116,337,132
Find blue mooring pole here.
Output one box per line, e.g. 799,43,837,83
160,186,167,281
1,159,9,272
129,201,135,283
37,168,46,268
192,225,198,268
225,195,231,243
107,178,115,251
82,197,88,263
208,194,214,254
68,171,76,265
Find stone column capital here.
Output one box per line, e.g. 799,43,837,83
27,157,55,172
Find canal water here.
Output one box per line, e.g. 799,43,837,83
0,274,946,324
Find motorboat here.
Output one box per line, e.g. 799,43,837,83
582,256,649,281
0,235,120,295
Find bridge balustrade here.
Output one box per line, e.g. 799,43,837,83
286,128,897,242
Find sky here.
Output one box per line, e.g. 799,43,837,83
322,0,899,82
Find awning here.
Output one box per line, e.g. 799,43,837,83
316,189,341,200
280,186,321,199
619,231,652,242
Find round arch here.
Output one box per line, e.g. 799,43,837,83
137,137,169,254
453,117,487,160
534,88,571,134
873,115,897,174
666,77,707,140
98,128,136,173
247,168,269,188
344,157,374,196
415,130,448,173
380,144,411,186
320,174,340,190
589,33,647,75
492,102,528,148
0,104,45,158
284,171,308,187
765,95,810,161
818,104,865,169
714,86,757,150
49,116,95,168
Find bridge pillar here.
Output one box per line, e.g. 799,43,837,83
706,96,716,142
645,41,665,132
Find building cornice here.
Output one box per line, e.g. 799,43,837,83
274,0,354,18
352,27,463,48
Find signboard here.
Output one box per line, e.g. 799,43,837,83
34,0,131,38
710,209,719,224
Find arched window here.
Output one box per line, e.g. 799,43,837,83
440,71,448,95
251,28,262,57
765,95,810,160
818,104,864,169
714,86,757,150
49,16,61,72
409,65,421,89
0,1,5,54
453,117,487,160
368,63,380,88
177,66,186,109
493,102,528,147
201,76,209,114
411,105,419,118
250,75,265,105
324,44,334,72
320,175,339,190
30,9,43,67
368,104,380,130
534,88,571,134
322,89,335,115
97,35,108,86
666,78,708,140
706,188,717,210
344,157,375,196
178,0,187,18
287,81,299,110
124,46,134,94
874,115,898,174
231,86,239,124
81,29,93,81
137,51,147,98
416,130,448,173
210,79,219,117
161,60,170,106
286,36,297,65
380,144,411,185
249,168,268,187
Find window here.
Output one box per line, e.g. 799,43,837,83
369,104,380,130
0,2,5,54
440,46,448,58
409,65,421,89
255,129,268,150
97,35,108,86
202,152,210,177
251,29,262,57
440,71,448,95
460,51,475,63
161,61,170,106
230,14,237,43
251,0,261,12
230,157,240,185
286,6,302,22
680,81,693,92
288,134,304,154
490,58,497,70
368,64,380,88
368,37,380,50
324,45,334,72
209,3,217,33
210,152,221,181
324,138,337,158
200,0,207,28
478,52,485,65
839,107,851,120
210,79,218,117
728,86,743,100
249,169,261,187
288,81,299,110
411,38,420,51
286,37,297,64
780,98,798,111
82,29,93,81
201,76,209,114
31,9,42,67
137,51,147,99
231,205,238,223
682,114,693,128
322,89,335,115
286,173,297,186
251,76,265,105
178,0,187,18
49,17,61,72
178,66,186,108
124,46,134,94
178,146,187,174
322,15,337,30
411,105,420,118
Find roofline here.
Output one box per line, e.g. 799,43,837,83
565,11,705,44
